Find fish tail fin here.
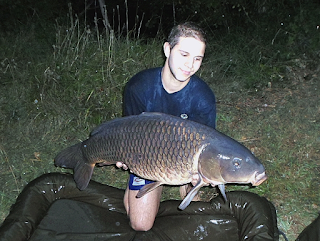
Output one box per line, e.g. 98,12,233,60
54,143,83,169
73,161,94,190
54,143,94,190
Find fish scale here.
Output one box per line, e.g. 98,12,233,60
87,113,202,184
55,112,267,210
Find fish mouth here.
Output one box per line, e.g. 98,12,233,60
251,171,267,186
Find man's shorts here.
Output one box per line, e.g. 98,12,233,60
128,173,154,190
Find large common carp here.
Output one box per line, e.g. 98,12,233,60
55,112,267,210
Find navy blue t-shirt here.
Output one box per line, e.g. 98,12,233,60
123,67,216,129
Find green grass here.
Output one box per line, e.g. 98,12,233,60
1,14,320,241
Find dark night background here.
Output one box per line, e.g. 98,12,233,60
1,0,319,43
1,0,319,90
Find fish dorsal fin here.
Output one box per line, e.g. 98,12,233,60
178,175,207,210
136,181,163,198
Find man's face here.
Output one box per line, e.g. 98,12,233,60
165,37,205,82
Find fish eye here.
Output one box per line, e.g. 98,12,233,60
233,158,242,169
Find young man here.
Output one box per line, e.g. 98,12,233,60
118,22,216,231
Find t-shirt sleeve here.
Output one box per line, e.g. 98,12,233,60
188,78,216,129
192,93,216,129
123,83,146,116
122,68,160,116
197,102,216,129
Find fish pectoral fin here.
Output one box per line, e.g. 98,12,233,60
178,177,207,210
218,184,228,202
136,181,162,198
74,162,95,190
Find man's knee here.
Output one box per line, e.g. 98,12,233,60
130,219,154,231
125,184,162,231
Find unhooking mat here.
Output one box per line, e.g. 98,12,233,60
0,173,279,241
296,214,320,241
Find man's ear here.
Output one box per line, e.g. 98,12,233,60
163,42,171,58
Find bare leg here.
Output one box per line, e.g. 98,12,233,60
124,185,163,231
